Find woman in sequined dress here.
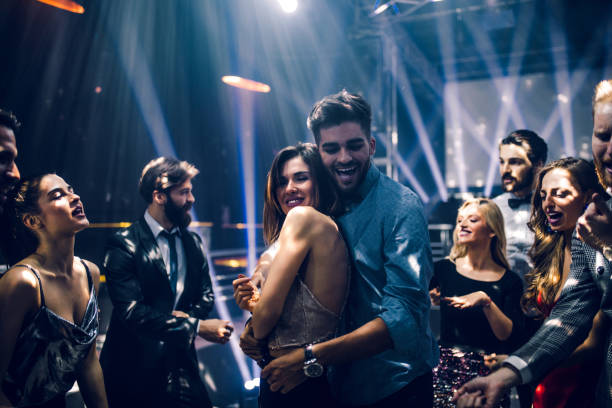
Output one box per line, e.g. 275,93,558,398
0,174,108,408
232,144,349,407
429,198,523,408
520,158,608,408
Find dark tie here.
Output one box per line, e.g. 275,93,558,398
508,194,531,210
160,230,178,294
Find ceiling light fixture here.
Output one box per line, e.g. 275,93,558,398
221,76,271,93
36,0,85,14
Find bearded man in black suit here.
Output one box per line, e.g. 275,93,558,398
100,157,233,408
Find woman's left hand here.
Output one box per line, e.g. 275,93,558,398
444,291,491,309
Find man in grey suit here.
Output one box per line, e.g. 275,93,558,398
455,79,612,407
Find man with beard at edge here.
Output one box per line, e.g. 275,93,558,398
100,157,233,408
493,129,547,282
454,80,612,408
0,109,21,269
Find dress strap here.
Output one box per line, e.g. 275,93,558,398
78,258,93,293
14,264,45,306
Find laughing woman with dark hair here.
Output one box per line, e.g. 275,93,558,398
521,158,608,408
0,174,107,408
233,143,349,407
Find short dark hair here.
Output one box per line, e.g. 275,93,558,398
500,129,547,166
263,143,342,245
307,90,372,145
0,109,21,133
139,157,199,203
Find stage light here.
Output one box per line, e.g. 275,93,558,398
373,3,391,15
94,86,102,94
244,378,260,390
557,93,569,104
213,258,248,268
278,0,298,13
35,0,84,14
222,76,271,93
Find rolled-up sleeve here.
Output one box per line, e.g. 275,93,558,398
380,197,433,353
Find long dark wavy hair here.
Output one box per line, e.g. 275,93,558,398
522,158,605,317
1,174,49,265
263,143,342,245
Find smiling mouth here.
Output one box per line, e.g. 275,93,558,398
335,166,357,183
285,197,304,207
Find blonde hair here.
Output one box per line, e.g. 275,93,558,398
593,79,612,117
449,198,510,270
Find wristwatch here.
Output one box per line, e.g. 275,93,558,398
603,245,612,262
303,344,324,378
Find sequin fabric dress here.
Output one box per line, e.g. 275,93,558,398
1,261,98,407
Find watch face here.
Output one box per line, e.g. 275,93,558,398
304,362,324,378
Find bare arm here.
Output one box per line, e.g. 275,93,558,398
74,261,108,408
0,267,40,407
251,207,314,339
445,291,513,340
260,318,392,392
75,345,108,408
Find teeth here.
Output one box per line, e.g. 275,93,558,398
337,167,356,174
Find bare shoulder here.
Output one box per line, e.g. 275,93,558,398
80,259,100,279
0,265,41,306
79,259,101,290
283,206,337,237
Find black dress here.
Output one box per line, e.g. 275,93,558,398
430,259,523,408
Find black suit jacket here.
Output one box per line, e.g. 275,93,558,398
100,217,214,405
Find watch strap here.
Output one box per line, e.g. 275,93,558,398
304,344,315,362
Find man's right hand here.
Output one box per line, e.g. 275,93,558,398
198,319,233,344
453,367,519,408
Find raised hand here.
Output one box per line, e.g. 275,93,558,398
577,193,612,252
232,274,260,312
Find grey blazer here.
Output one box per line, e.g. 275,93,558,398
507,199,612,407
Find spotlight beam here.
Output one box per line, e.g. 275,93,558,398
548,14,574,156
377,132,429,203
479,5,535,197
437,14,469,193
462,15,526,128
393,50,448,201
539,29,604,141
